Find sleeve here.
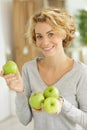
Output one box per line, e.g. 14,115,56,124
15,64,32,125
61,69,87,129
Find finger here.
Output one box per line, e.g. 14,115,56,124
9,80,24,92
32,107,43,112
4,74,15,79
5,75,17,86
15,71,22,81
59,96,64,105
16,71,21,77
14,80,24,92
0,70,4,76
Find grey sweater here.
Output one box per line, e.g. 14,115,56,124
15,57,87,130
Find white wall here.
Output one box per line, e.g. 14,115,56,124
66,0,87,15
0,0,14,121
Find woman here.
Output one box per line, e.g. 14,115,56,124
0,8,87,130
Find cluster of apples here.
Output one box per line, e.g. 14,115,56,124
29,86,61,114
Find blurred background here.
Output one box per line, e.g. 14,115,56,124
0,0,87,130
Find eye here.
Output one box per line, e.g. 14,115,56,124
36,35,42,40
48,32,54,38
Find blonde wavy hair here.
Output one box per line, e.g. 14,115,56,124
26,8,76,48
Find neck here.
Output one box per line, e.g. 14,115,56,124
44,51,69,69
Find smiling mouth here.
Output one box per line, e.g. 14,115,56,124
43,46,54,51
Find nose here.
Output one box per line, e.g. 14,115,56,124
42,37,49,45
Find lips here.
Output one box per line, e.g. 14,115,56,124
43,46,54,51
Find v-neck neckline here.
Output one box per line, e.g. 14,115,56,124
34,57,77,87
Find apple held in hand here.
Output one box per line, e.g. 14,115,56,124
43,86,60,99
29,92,44,110
3,60,18,75
43,97,61,114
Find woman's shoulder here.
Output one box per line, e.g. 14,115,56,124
74,60,87,75
22,57,43,70
23,59,35,67
22,58,36,70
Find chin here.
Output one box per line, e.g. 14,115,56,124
44,52,56,57
42,50,55,56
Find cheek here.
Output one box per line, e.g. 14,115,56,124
53,34,63,43
36,41,41,47
57,39,63,43
53,37,62,44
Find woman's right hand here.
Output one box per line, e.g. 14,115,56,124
0,70,24,93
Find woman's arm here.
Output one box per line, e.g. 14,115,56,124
62,98,87,129
61,70,87,129
15,64,32,125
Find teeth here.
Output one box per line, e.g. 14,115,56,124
43,46,53,51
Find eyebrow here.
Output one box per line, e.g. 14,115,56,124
35,30,53,35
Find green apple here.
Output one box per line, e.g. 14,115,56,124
43,97,61,114
43,86,60,99
3,60,18,75
29,92,45,110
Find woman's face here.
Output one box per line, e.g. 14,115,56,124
35,22,64,57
